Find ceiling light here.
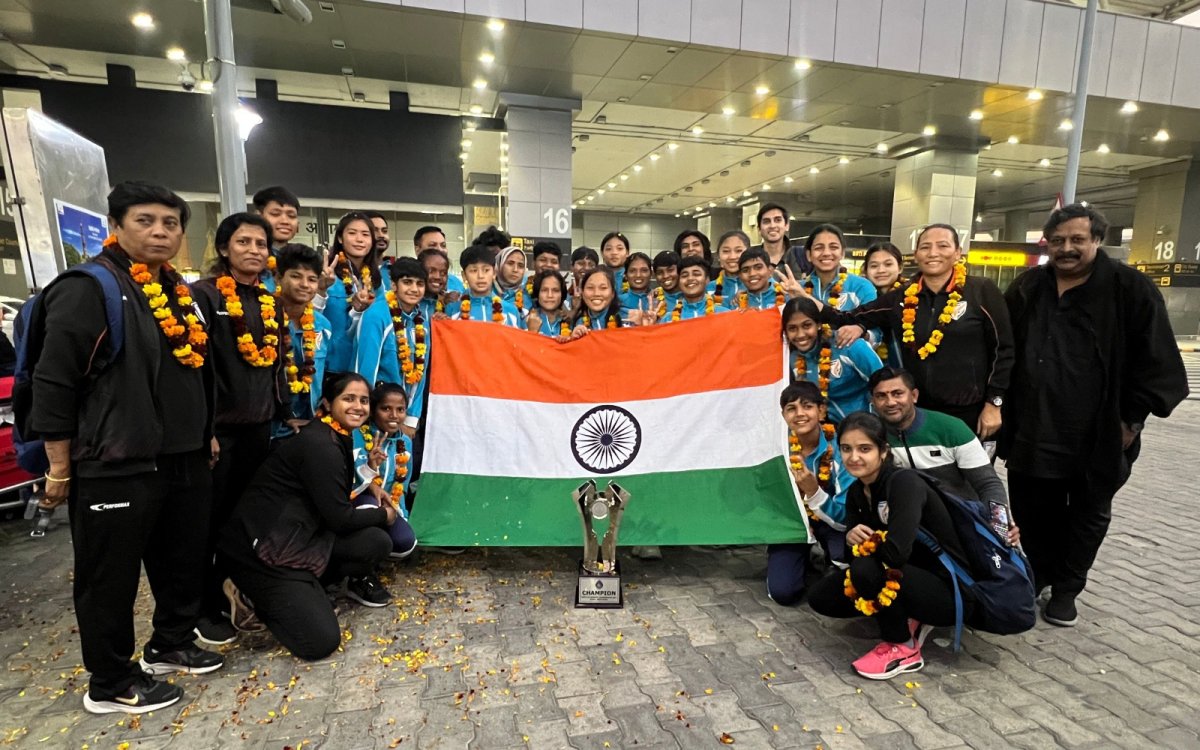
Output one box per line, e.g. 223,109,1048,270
459,152,469,159
1097,143,1111,154
1058,118,1073,131
1007,135,1020,145
461,139,472,148
586,195,594,201
608,182,616,188
479,51,495,65
619,174,629,181
875,143,889,153
166,47,187,62
991,169,1003,177
500,142,508,151
838,156,850,165
473,79,487,90
1026,89,1044,101
649,153,660,161
469,105,483,114
236,105,263,140
1121,101,1139,114
726,196,734,203
922,125,937,136
633,165,643,172
691,126,704,135
1154,129,1170,142
976,213,983,223
598,189,605,195
486,18,505,32
709,202,716,208
762,183,771,190
742,190,751,197
969,109,983,121
131,12,155,30
722,106,735,116
794,59,812,70
754,85,769,95
668,142,679,151
784,176,794,183
683,210,691,215
809,166,820,175
499,155,508,163
1038,158,1051,167
198,80,214,93
675,213,681,218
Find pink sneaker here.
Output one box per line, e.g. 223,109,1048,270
908,619,935,649
851,641,924,680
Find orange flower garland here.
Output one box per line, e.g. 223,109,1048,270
714,272,725,306
902,263,966,360
793,344,833,400
843,530,902,616
805,272,846,308
386,291,427,386
559,317,572,337
491,295,504,322
282,301,317,394
267,256,277,272
336,253,373,297
216,276,279,367
736,283,786,311
130,262,207,368
582,310,619,329
320,414,350,436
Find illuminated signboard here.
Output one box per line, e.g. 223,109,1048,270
966,250,1029,267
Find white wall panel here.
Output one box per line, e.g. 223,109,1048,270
638,0,691,43
1139,22,1181,106
1105,15,1149,102
959,0,1004,83
464,0,524,20
1035,3,1079,93
878,0,924,74
788,0,837,61
583,0,638,35
525,0,582,27
1085,11,1114,96
1172,27,1200,109
834,0,882,68
402,0,465,11
998,0,1043,89
740,0,791,55
919,0,965,78
691,0,743,49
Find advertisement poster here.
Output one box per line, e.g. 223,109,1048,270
54,199,108,268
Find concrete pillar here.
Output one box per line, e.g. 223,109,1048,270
1004,210,1031,243
1130,160,1200,335
501,93,578,242
698,208,739,240
890,148,978,253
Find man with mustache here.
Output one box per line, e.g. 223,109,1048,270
999,203,1188,628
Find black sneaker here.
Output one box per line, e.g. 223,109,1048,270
139,644,225,676
83,673,183,715
1042,594,1079,627
194,615,237,645
345,574,391,608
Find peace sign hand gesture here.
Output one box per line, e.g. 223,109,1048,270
351,286,375,312
775,264,806,300
319,251,338,294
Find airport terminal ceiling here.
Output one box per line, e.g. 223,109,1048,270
2,0,1200,226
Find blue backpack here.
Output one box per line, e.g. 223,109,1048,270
12,262,126,475
902,473,1037,651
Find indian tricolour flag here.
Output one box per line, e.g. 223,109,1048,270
409,310,810,547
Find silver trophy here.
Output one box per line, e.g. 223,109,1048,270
572,479,630,608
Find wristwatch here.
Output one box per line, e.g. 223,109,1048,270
989,396,1004,408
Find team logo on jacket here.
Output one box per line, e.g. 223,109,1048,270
951,300,968,320
571,405,642,474
876,501,889,524
830,359,843,379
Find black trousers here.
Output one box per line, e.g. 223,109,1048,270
223,526,391,661
1007,470,1118,597
202,422,272,616
69,450,212,693
808,557,963,644
766,520,846,606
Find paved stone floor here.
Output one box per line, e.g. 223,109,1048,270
1,401,1199,749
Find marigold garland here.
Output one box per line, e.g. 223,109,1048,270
320,414,350,436
360,425,375,453
130,261,207,368
582,309,619,329
387,291,427,385
491,295,504,322
216,275,279,367
267,256,277,272
714,272,725,306
736,282,786,310
282,301,317,394
336,253,373,297
805,271,846,308
793,342,833,400
559,317,572,337
843,530,903,615
902,263,966,360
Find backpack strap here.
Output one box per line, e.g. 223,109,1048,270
74,262,125,366
915,528,975,652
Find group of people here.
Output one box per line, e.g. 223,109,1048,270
25,178,1187,712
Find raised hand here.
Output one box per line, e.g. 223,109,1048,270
319,251,338,293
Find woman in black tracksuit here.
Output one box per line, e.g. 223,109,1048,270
216,373,397,660
808,412,973,681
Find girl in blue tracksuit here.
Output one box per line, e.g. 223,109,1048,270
800,224,877,313
784,297,883,423
351,383,417,559
618,252,653,312
494,245,532,314
570,267,626,333
321,212,386,372
354,258,430,435
525,269,572,339
767,381,855,606
658,255,729,323
601,231,630,292
451,244,525,328
713,230,750,306
272,244,334,439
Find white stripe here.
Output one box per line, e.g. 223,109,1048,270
425,381,787,479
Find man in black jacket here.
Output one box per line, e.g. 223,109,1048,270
749,202,813,277
1000,203,1188,627
31,181,224,714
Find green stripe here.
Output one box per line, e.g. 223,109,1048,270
408,458,809,546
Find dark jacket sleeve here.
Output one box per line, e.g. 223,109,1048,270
1120,273,1189,424
819,287,901,332
977,278,1015,400
876,470,928,568
30,277,108,439
300,434,389,533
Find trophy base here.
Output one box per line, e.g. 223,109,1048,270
575,560,623,609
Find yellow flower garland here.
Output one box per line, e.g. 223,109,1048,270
282,302,317,394
901,263,966,360
386,290,427,386
843,531,903,616
130,261,207,368
216,275,279,367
